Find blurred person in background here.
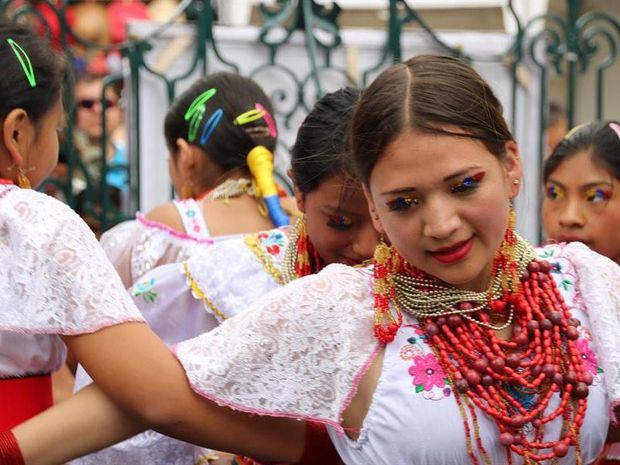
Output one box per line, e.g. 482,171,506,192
543,120,620,265
546,102,569,157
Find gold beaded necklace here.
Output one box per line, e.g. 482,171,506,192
391,234,534,331
204,178,255,202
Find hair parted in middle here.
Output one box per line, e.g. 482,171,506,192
350,54,514,185
544,120,620,182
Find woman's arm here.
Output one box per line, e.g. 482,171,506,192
13,384,145,465
13,323,305,465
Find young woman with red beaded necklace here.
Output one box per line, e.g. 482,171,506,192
2,55,620,465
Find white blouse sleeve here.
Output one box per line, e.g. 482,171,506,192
0,189,144,335
100,214,214,288
129,262,219,345
174,264,380,432
182,235,284,321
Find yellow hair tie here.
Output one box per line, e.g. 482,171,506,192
247,146,277,197
247,146,289,227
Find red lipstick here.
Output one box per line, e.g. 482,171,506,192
429,238,473,264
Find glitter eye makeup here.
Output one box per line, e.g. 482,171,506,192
545,183,564,201
386,196,419,212
585,187,612,203
450,171,486,194
327,214,353,230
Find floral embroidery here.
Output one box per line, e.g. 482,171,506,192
176,199,207,237
401,324,451,400
185,206,202,234
409,354,447,391
245,227,291,284
132,278,158,303
576,338,603,380
400,343,424,360
536,244,578,303
505,384,536,411
256,230,287,258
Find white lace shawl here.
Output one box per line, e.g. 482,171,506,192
174,244,620,432
565,242,620,423
0,187,144,334
174,263,380,433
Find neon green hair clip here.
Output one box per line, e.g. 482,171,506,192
184,88,217,142
7,39,36,88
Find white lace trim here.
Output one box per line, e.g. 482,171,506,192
174,264,380,433
0,188,144,334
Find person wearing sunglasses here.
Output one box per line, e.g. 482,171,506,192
72,71,128,213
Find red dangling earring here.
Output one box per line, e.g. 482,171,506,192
491,200,519,295
372,236,402,344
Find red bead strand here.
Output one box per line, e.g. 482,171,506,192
373,245,589,463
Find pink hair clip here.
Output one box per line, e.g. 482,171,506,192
254,103,277,138
609,122,620,140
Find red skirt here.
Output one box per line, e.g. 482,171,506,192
0,374,53,431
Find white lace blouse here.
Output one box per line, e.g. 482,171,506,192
101,198,214,288
0,185,143,378
174,242,620,465
71,227,290,465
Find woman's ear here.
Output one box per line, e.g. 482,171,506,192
2,108,31,167
288,169,307,213
503,140,523,198
175,138,200,179
363,184,386,235
293,184,305,213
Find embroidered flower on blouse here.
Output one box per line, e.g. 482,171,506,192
537,245,576,292
409,354,447,391
576,338,601,376
131,278,158,303
400,324,451,400
400,343,424,360
257,230,286,257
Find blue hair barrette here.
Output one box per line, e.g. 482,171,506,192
200,108,224,145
